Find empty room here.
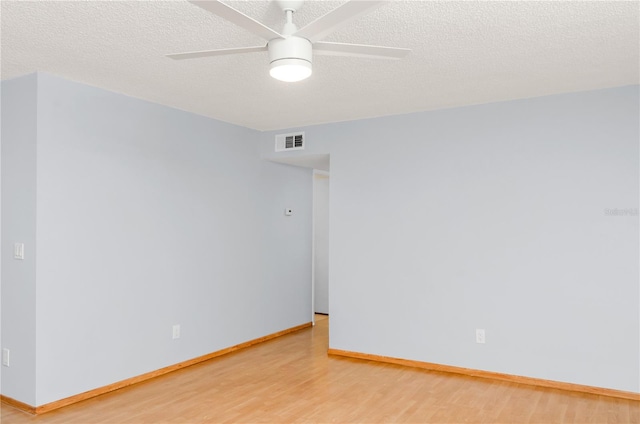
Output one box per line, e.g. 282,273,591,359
1,1,639,423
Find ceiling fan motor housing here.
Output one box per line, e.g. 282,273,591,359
268,36,313,81
269,36,312,66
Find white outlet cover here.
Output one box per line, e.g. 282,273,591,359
172,325,181,339
2,348,10,367
476,329,486,344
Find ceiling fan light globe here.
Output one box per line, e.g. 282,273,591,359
270,59,312,82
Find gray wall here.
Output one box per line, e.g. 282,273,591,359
2,73,312,406
261,86,640,393
1,74,38,404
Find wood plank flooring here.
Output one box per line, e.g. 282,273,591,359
2,315,638,423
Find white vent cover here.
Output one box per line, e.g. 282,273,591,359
275,132,305,152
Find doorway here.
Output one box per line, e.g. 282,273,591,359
312,170,330,317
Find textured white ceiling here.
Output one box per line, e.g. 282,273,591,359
2,1,638,131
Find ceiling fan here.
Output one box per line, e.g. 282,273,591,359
167,0,411,82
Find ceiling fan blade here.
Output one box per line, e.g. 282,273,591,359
189,1,281,41
294,0,387,43
167,45,268,60
313,41,410,60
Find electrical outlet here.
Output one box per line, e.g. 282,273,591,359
476,329,485,344
2,348,10,367
172,325,181,340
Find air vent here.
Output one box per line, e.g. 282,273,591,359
275,132,305,152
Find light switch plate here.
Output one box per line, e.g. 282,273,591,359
14,243,24,260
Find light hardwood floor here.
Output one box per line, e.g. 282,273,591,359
2,314,638,423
